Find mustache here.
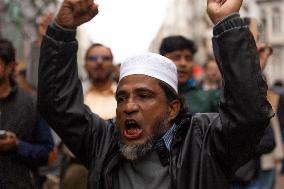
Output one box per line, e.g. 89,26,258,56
177,68,188,73
94,65,104,70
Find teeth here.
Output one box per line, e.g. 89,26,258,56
126,120,136,124
125,120,139,129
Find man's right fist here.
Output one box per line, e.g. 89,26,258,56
207,0,243,24
55,0,99,29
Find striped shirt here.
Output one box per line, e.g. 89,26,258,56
162,123,178,151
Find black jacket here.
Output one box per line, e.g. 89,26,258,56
232,125,275,183
38,14,273,189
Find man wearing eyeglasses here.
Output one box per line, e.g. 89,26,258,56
83,43,117,119
60,43,117,188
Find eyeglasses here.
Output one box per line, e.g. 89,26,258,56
87,55,113,62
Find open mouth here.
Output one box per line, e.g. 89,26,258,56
123,120,143,140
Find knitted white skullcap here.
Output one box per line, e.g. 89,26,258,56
119,52,178,93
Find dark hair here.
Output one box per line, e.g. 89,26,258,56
0,38,16,65
84,43,113,61
158,80,188,124
159,35,198,56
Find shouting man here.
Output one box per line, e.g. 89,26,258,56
38,0,273,188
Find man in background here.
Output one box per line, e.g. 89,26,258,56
38,0,273,188
60,43,117,189
83,43,116,119
0,38,53,188
159,35,219,113
200,55,222,91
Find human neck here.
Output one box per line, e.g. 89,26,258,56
0,80,12,98
91,79,113,92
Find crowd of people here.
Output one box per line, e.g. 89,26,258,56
0,0,284,189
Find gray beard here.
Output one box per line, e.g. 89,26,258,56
119,139,154,161
119,112,170,161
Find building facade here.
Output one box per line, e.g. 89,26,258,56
149,0,210,64
256,0,284,84
150,0,284,84
0,0,59,62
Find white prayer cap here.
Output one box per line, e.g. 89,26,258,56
119,52,178,93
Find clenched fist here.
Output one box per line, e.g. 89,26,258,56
55,0,99,29
207,0,243,24
0,131,19,152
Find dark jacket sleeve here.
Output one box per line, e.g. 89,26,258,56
38,24,116,168
277,93,284,130
255,125,275,156
209,14,274,174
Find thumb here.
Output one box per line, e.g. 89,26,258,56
91,3,99,15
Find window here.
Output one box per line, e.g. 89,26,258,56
272,7,282,34
260,9,267,42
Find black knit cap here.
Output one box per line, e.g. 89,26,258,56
0,38,16,65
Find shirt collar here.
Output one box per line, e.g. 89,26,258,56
153,123,178,166
162,123,178,151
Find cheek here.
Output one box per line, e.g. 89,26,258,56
86,63,95,70
175,61,183,68
186,63,193,71
144,114,169,139
104,64,113,71
142,120,155,134
141,109,167,134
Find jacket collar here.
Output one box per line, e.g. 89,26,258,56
171,110,193,155
154,110,193,166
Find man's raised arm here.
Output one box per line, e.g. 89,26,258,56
206,0,273,174
38,0,114,168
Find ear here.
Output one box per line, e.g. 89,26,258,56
168,99,181,122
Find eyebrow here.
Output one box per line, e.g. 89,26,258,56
116,87,155,96
134,88,155,94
